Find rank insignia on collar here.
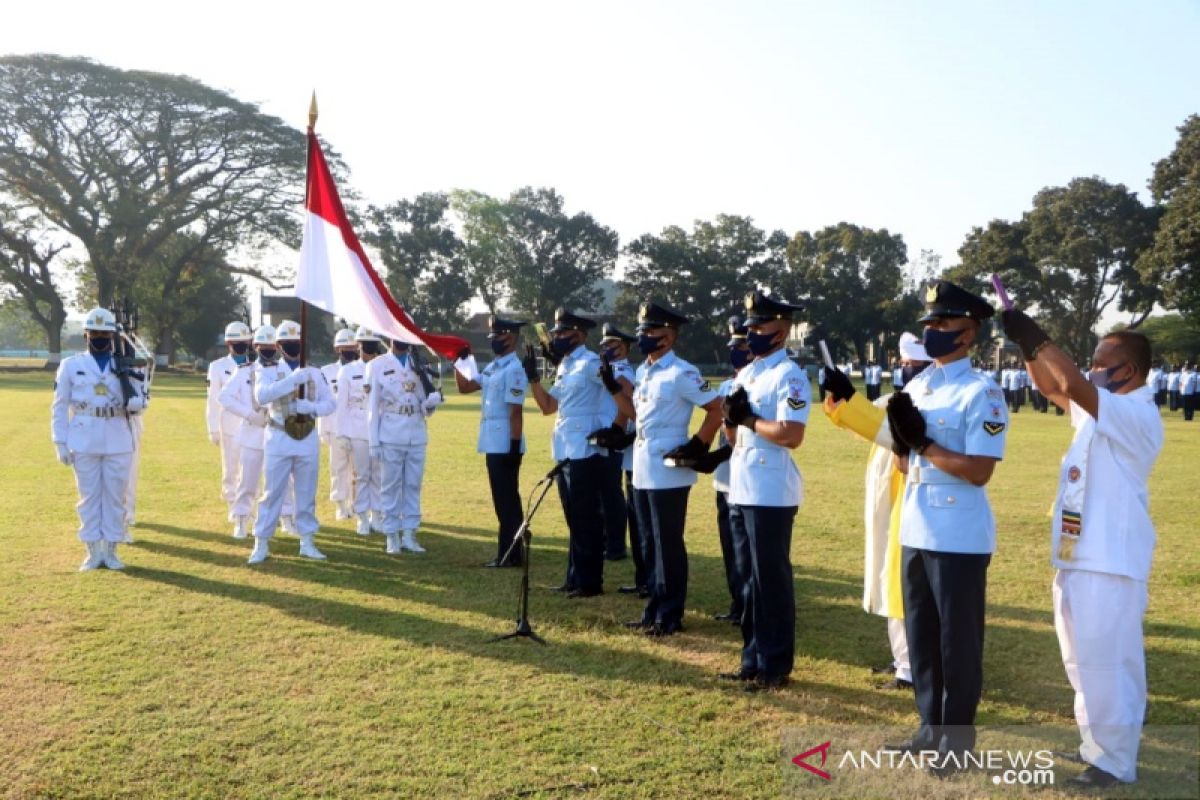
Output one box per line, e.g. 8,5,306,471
983,421,1005,435
787,397,807,410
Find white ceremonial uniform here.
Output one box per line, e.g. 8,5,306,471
631,351,718,490
252,363,334,539
366,352,440,533
218,362,296,523
336,358,382,517
1051,386,1163,783
476,352,528,454
729,348,811,507
206,354,245,509
319,360,354,508
51,352,149,543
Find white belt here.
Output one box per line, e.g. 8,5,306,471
78,406,124,418
383,404,419,416
908,465,962,486
635,425,687,444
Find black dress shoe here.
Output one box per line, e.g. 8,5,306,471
550,583,574,593
604,552,627,562
712,612,736,622
881,740,922,754
1051,750,1085,765
1066,765,1120,790
617,585,641,594
482,558,503,568
870,663,897,675
637,588,651,598
877,677,914,690
743,674,789,692
718,667,759,682
623,619,651,629
644,621,683,637
566,587,603,599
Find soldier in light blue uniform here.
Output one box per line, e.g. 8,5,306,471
595,323,637,563
691,316,754,623
883,279,1007,762
623,301,723,637
719,291,810,691
453,316,529,567
527,308,633,597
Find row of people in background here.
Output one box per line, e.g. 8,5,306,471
1146,362,1198,420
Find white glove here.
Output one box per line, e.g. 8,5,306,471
423,391,443,410
209,431,221,446
294,399,317,415
55,443,73,466
288,367,311,387
126,396,147,413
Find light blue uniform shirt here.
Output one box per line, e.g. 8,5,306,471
729,348,810,507
712,377,737,494
899,356,1007,554
547,346,607,461
477,352,528,454
594,358,637,471
632,350,718,490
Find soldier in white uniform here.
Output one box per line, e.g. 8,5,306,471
1181,362,1197,421
1002,312,1163,790
206,321,253,519
453,316,529,566
51,307,149,571
337,328,384,537
218,325,297,539
365,338,444,555
248,320,335,564
320,327,359,520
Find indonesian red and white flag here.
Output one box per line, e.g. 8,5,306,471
295,129,468,360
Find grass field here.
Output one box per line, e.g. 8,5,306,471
1,364,1196,799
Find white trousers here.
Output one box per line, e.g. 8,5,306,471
344,437,381,514
233,447,294,520
328,435,353,503
888,616,912,682
73,452,133,543
253,453,318,540
126,415,144,526
219,432,241,505
1053,569,1148,783
380,444,425,533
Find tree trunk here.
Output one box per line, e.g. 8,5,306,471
155,321,174,367
42,314,63,368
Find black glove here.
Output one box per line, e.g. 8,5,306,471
721,387,757,429
541,342,563,367
456,345,471,361
521,345,540,383
509,439,522,457
664,435,709,465
587,424,623,449
599,359,622,395
822,366,855,403
1001,308,1051,361
689,444,732,474
886,392,931,456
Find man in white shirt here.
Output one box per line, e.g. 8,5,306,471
1181,362,1197,421
1003,312,1163,790
320,328,360,520
206,321,252,519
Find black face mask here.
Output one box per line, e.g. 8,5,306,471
339,350,359,364
360,342,382,356
88,336,113,353
229,341,249,355
257,348,278,363
280,340,302,359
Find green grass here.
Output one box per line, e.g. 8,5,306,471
1,368,1196,799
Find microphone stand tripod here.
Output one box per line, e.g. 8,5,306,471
489,464,562,645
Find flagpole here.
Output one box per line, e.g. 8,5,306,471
300,91,318,371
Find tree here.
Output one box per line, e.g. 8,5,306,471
1134,314,1200,364
449,189,515,314
496,187,618,321
0,54,310,311
364,192,471,330
1140,115,1200,324
618,215,786,364
0,206,68,365
952,177,1159,362
781,223,909,364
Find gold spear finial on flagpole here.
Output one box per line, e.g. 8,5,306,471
308,91,318,131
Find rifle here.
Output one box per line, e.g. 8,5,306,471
409,345,439,397
113,299,147,411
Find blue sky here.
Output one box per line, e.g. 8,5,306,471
2,0,1198,317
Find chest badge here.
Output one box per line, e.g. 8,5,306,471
94,383,109,396
403,381,416,393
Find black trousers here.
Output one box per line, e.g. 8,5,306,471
866,384,880,401
1170,390,1180,411
625,471,648,589
631,486,690,626
1185,393,1196,421
1154,390,1165,408
715,491,744,617
902,546,990,753
485,452,523,564
556,455,606,592
730,503,798,678
600,450,628,559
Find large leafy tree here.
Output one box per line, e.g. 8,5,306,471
0,206,68,364
365,192,471,330
952,177,1159,362
781,223,909,364
1139,115,1200,324
0,54,312,360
